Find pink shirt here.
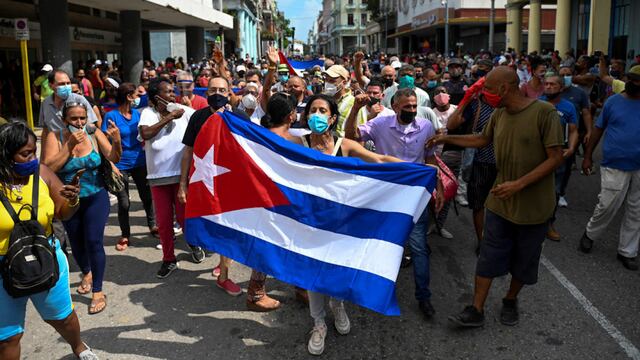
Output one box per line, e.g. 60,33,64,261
520,82,544,99
358,114,436,163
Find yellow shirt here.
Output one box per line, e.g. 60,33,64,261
612,79,625,94
0,176,55,255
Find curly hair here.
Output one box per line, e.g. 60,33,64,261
0,122,37,191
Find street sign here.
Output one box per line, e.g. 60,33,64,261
456,42,464,46
14,18,29,40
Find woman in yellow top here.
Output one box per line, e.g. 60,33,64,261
0,122,98,359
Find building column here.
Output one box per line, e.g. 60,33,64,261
142,30,151,61
527,0,541,53
554,0,571,55
505,2,522,52
40,0,72,74
588,0,612,54
186,26,205,62
120,10,143,85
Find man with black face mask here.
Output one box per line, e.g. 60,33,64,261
444,58,469,105
345,87,443,320
580,66,640,271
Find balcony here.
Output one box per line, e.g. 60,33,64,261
345,1,356,9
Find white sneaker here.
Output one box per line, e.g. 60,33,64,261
307,323,327,355
155,243,163,250
455,194,468,207
558,196,568,208
173,223,183,236
78,343,99,360
439,228,454,239
330,302,350,335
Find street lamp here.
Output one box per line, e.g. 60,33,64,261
442,0,449,57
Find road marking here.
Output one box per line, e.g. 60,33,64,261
541,256,640,360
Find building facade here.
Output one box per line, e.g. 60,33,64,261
315,0,372,55
223,0,261,63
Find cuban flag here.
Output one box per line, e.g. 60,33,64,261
185,111,437,315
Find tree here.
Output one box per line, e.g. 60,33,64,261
367,0,381,20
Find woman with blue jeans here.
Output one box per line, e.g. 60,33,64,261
43,101,122,315
0,122,98,359
103,82,157,250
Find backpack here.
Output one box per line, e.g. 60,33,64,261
0,168,59,298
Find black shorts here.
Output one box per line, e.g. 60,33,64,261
467,162,498,211
476,210,548,285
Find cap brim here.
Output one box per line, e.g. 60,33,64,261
627,73,640,81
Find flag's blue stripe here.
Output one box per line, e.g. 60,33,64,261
220,112,437,190
186,217,401,316
269,184,414,247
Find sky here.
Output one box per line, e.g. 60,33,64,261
277,0,322,42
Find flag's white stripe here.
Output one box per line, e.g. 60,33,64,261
202,208,404,282
232,133,431,221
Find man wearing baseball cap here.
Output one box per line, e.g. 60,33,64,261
33,64,54,103
323,64,355,137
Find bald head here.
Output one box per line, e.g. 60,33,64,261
381,66,395,77
485,66,519,89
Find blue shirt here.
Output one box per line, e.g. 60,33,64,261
540,96,577,145
595,94,640,171
103,109,146,170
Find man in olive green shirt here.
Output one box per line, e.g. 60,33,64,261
429,67,564,328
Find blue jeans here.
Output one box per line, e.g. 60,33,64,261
408,209,431,301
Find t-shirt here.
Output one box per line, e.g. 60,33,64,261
595,94,640,171
176,94,209,110
520,82,544,99
335,91,355,137
182,106,250,148
102,109,146,170
481,100,564,225
138,105,194,181
539,96,577,145
561,85,590,130
34,74,53,101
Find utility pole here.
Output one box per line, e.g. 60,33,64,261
384,1,388,54
442,0,449,57
489,0,495,53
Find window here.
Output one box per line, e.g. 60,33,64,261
348,13,354,25
105,11,118,21
361,13,367,25
348,0,353,4
576,0,590,54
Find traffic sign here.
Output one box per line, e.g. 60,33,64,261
14,18,29,40
456,42,464,47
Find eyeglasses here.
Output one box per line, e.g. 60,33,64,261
63,102,87,110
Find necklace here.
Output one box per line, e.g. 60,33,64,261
10,184,24,201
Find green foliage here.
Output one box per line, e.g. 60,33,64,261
367,0,380,19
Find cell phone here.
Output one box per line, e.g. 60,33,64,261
71,169,86,185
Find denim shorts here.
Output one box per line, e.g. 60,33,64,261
0,239,73,340
476,210,548,285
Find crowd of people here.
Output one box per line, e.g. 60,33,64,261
0,45,639,358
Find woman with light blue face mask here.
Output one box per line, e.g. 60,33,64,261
301,94,403,356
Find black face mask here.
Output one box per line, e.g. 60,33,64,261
475,70,487,78
368,97,380,106
625,81,640,97
415,73,424,79
610,70,621,79
399,110,417,124
208,93,229,109
383,77,394,87
545,92,561,100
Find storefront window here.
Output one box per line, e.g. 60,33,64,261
576,0,590,55
611,0,630,59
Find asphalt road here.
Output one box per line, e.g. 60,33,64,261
20,154,640,360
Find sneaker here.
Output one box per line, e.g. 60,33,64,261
216,279,243,296
558,196,568,208
400,255,413,268
455,194,469,207
330,302,350,335
448,305,485,328
246,295,281,312
438,228,454,239
419,300,435,319
173,222,183,236
578,231,593,253
189,245,205,264
78,343,99,360
546,225,561,242
155,243,163,250
500,298,519,326
616,254,639,271
307,323,328,356
156,261,178,279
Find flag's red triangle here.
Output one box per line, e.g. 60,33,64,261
278,51,298,76
185,113,290,218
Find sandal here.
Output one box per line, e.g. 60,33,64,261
115,237,129,251
77,277,92,295
88,295,107,315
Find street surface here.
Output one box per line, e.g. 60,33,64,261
21,150,640,359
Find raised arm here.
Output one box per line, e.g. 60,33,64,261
344,93,368,142
598,55,613,86
139,109,184,140
353,51,368,88
95,122,122,163
261,46,279,111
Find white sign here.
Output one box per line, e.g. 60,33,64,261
456,42,464,46
14,18,29,40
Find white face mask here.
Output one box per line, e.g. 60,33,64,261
324,82,339,96
166,102,181,112
241,94,258,110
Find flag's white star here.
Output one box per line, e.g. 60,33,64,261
189,145,230,196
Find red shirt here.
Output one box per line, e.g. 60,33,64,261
177,94,208,110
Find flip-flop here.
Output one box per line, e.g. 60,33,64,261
89,295,107,315
115,237,129,251
77,278,92,295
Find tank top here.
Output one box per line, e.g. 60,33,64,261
57,128,104,198
0,176,55,255
80,78,92,97
302,134,344,157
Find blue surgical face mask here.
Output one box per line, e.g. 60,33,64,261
279,74,290,83
427,80,438,88
13,159,39,176
308,113,330,134
132,97,141,107
67,124,84,133
137,93,149,108
563,76,573,87
260,69,268,77
56,85,72,100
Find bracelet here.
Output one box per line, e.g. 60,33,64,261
67,196,80,207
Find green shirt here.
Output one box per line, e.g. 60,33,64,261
34,75,53,102
482,100,564,225
335,90,355,138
